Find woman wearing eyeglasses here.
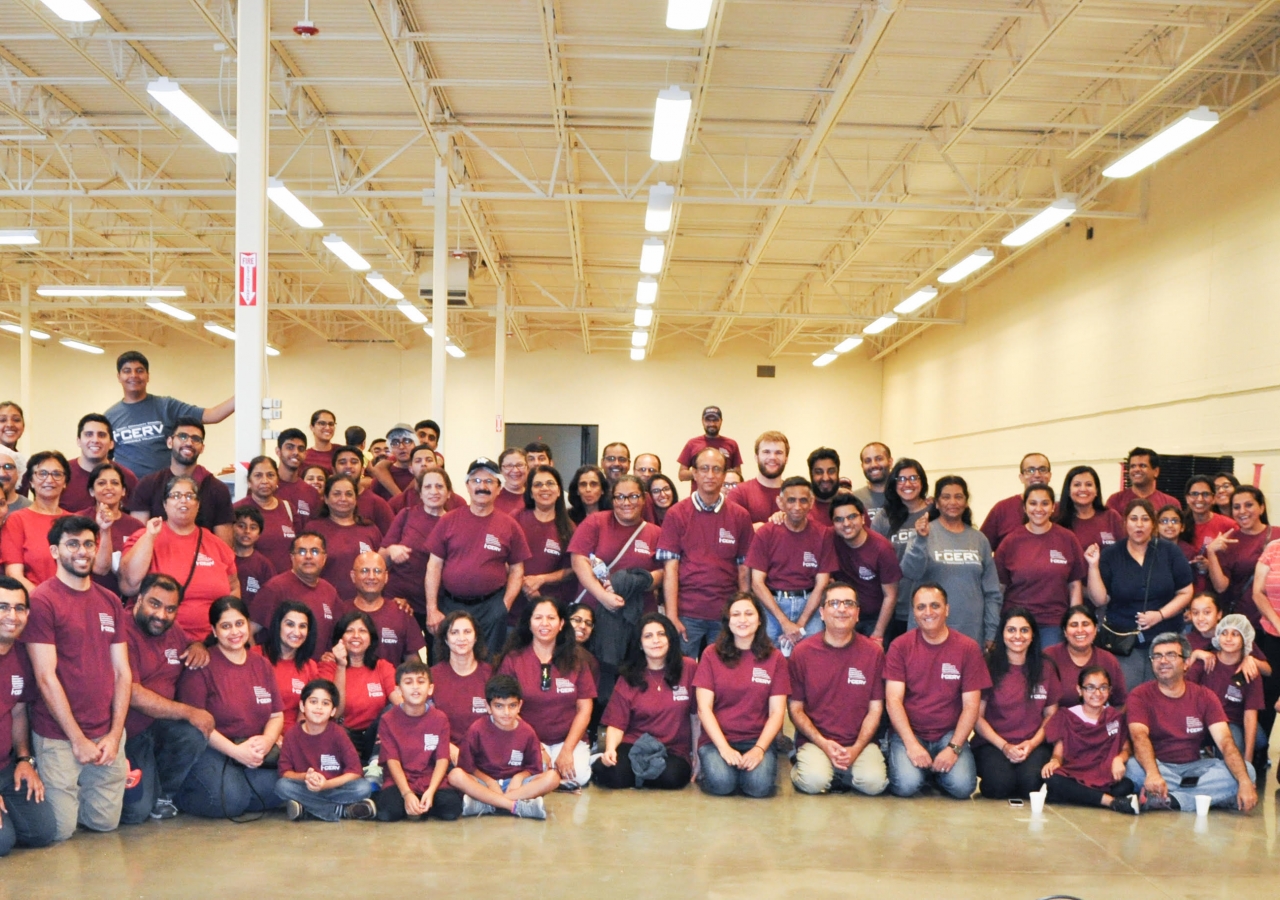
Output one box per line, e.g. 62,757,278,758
647,474,679,527
1040,666,1138,815
1,451,72,590
495,448,530,518
871,458,931,643
303,410,337,475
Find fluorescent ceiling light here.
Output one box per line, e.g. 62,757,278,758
938,247,994,284
634,307,654,327
38,286,186,298
146,78,237,154
395,301,427,323
1103,106,1218,179
0,322,50,340
636,277,658,305
894,286,939,315
146,300,195,322
38,0,101,22
366,272,405,300
639,238,665,274
322,234,370,271
267,179,322,229
666,0,713,30
833,336,863,354
645,182,675,232
863,314,898,335
813,353,838,367
1001,198,1076,247
60,338,103,354
204,322,237,340
422,324,435,339
650,86,692,162
630,348,646,361
631,330,649,348
0,229,39,246
265,345,281,357
445,342,465,359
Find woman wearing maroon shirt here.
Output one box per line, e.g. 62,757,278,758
304,409,337,474
1054,465,1124,553
1182,475,1234,575
694,594,790,798
513,465,577,620
305,475,383,604
594,613,698,790
234,457,300,574
994,484,1085,647
302,465,328,494
1212,472,1240,519
1,451,71,590
318,610,399,762
647,473,679,526
1206,486,1280,621
1040,666,1138,814
1043,605,1128,710
381,468,451,626
175,596,285,818
973,608,1059,799
568,465,611,525
430,611,494,762
85,461,143,597
1188,615,1265,762
254,601,320,736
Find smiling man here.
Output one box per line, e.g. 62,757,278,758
852,443,893,515
127,418,234,545
349,550,426,665
729,431,789,527
807,447,841,527
60,414,139,513
677,407,743,483
1106,447,1180,515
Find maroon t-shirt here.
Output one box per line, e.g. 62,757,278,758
1185,629,1268,663
0,644,33,761
303,519,383,603
22,578,125,741
234,550,277,605
459,715,544,780
373,465,417,502
1216,526,1280,620
976,663,1060,745
248,571,349,652
601,660,699,760
727,480,781,524
809,499,833,528
883,628,992,742
497,646,597,745
567,511,662,610
656,498,754,621
677,435,743,471
1125,680,1227,764
276,479,321,520
61,458,139,513
1042,644,1128,709
357,490,395,535
177,647,282,741
493,489,526,519
252,648,319,732
1187,658,1265,728
426,508,532,599
994,525,1087,627
302,448,333,475
1066,509,1124,551
833,531,902,622
318,659,397,731
788,635,885,747
692,645,790,746
429,660,494,741
979,494,1026,553
379,705,451,792
381,504,444,614
360,600,427,665
85,510,143,598
278,722,362,777
234,498,300,575
123,614,191,735
514,510,576,604
745,521,837,592
1044,705,1127,789
1105,487,1181,517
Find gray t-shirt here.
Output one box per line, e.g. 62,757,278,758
871,506,929,619
900,523,1003,646
105,394,204,478
852,485,886,513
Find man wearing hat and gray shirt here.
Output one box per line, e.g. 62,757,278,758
371,424,418,502
425,458,532,655
677,406,743,483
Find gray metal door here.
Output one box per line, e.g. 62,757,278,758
504,423,598,474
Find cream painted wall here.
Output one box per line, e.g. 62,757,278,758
881,96,1280,519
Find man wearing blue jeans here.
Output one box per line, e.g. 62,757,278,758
1125,633,1257,813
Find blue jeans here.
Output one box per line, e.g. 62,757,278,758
176,747,283,819
1125,756,1252,812
679,616,722,659
1038,626,1064,648
697,741,778,798
763,593,823,656
121,719,208,825
887,731,977,799
274,777,374,822
0,761,58,856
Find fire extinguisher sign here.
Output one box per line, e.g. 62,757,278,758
238,252,258,306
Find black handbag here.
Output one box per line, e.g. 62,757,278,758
1094,538,1156,657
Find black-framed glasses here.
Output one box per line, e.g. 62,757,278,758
0,602,29,615
1080,684,1111,694
540,662,552,692
614,493,643,503
825,598,857,609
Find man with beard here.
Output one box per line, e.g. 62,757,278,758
332,445,394,533
807,447,841,527
120,574,214,824
349,550,426,665
677,407,742,483
274,428,320,520
128,418,234,545
61,414,139,512
980,453,1052,552
601,443,632,487
729,431,790,528
852,443,893,515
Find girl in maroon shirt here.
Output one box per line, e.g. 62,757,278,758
302,465,328,495
647,474,679,526
254,601,320,735
430,611,494,763
1156,505,1199,572
1041,665,1137,814
305,475,384,604
513,465,577,621
85,461,143,597
381,468,451,623
318,610,399,762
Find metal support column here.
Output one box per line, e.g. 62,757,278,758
431,155,449,437
494,279,506,440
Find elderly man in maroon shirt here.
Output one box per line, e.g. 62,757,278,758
248,532,349,652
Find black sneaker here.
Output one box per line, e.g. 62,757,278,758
1109,795,1140,815
285,800,304,821
343,799,377,820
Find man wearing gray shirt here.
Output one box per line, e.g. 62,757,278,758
851,442,893,514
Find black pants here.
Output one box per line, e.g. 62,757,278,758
1045,774,1135,808
374,785,463,821
974,743,1053,799
1257,632,1280,746
440,589,508,658
591,743,692,790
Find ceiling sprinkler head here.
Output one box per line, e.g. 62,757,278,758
293,20,319,38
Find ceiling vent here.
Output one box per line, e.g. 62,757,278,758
418,256,472,307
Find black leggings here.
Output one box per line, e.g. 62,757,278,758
374,785,463,821
974,743,1053,799
591,743,692,790
1045,774,1135,808
1256,632,1280,743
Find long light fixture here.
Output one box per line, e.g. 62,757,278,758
894,286,939,315
38,286,186,298
366,272,404,300
395,301,427,324
0,322,50,340
146,78,237,154
146,300,196,322
938,247,994,284
204,322,237,340
631,330,648,348
645,182,675,232
445,341,465,359
636,277,658,305
650,87,692,162
1103,106,1219,179
634,307,654,327
630,348,646,361
265,345,281,357
834,336,863,354
38,0,101,22
60,338,103,354
666,0,713,30
267,178,322,229
864,314,898,335
322,234,370,271
639,238,665,274
1001,198,1076,247
813,353,838,367
0,229,39,246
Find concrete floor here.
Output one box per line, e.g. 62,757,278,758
4,761,1278,899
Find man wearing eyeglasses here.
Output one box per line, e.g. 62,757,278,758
248,533,348,651
128,418,234,546
979,453,1052,552
425,458,532,655
788,580,889,796
600,443,631,487
371,425,419,503
0,451,28,514
495,448,531,517
349,550,426,665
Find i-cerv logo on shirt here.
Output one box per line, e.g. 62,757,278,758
750,667,772,685
555,677,575,694
940,662,962,681
543,538,562,556
933,550,981,564
718,528,737,546
98,612,116,634
1106,720,1120,736
508,749,524,766
471,697,488,714
671,686,690,702
847,667,867,686
1048,550,1068,566
484,534,503,553
9,674,23,696
253,685,273,705
164,648,182,666
1185,716,1204,734
634,540,652,555
423,734,439,752
802,551,818,569
319,753,341,772
367,683,385,699
381,627,398,645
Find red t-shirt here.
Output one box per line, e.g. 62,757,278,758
426,508,532,598
727,480,781,524
381,505,444,614
122,526,237,640
514,509,576,604
1187,658,1264,728
234,551,277,605
360,599,427,665
1044,705,1127,789
883,628,992,742
977,663,1060,746
430,660,494,741
994,525,1087,627
677,435,743,471
1066,509,1124,551
745,521,837,592
692,645,790,746
1125,680,1227,764
276,479,321,520
832,531,902,622
318,658,397,731
0,507,63,586
601,659,699,760
303,519,383,604
22,578,125,741
1191,514,1236,554
252,648,320,732
123,613,191,735
0,644,34,760
497,646,597,745
459,715,544,780
278,721,363,777
567,511,663,609
1105,487,1181,517
379,705,452,792
357,491,395,535
234,497,299,575
788,634,885,747
302,448,333,475
61,458,140,513
979,494,1026,553
656,498,754,621
176,647,282,741
248,571,349,653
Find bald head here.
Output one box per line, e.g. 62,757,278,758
350,550,388,602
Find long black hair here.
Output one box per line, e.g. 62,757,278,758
524,464,575,549
499,597,583,674
1054,465,1105,529
332,610,379,669
883,458,928,533
986,606,1044,700
567,465,612,524
929,474,973,527
261,601,317,668
620,613,685,690
204,595,251,648
712,593,773,666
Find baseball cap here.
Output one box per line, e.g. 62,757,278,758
467,457,501,477
702,406,722,419
386,423,414,441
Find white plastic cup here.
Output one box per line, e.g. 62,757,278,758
1194,794,1211,816
1029,791,1046,815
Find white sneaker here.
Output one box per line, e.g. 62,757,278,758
513,798,546,820
461,795,495,817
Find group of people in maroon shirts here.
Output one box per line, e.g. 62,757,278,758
0,361,1275,853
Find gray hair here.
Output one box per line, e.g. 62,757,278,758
1148,632,1190,660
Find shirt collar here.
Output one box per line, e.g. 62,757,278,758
691,491,724,513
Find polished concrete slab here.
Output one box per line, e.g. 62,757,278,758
4,758,1278,899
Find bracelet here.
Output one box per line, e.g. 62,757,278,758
947,742,963,755
15,755,36,767
753,745,767,753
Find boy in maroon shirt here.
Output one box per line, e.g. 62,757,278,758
231,506,277,608
446,674,559,819
375,660,463,821
274,429,321,519
830,493,901,644
275,679,376,821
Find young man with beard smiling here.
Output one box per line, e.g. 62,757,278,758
60,414,139,513
127,418,234,546
852,443,893,515
807,447,842,527
677,407,743,483
729,431,790,528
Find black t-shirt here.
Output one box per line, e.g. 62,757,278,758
1098,538,1193,634
129,465,235,531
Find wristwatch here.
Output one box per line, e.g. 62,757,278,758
15,755,36,767
946,742,963,755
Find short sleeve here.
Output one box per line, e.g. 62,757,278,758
1044,708,1065,744
816,529,838,572
768,652,790,696
176,667,210,710
743,526,771,571
338,729,363,775
458,726,479,773
506,519,532,565
882,641,907,682
379,716,405,763
691,651,717,691
787,654,808,706
277,729,303,774
382,510,408,547
159,395,206,426
960,642,993,692
599,682,634,731
877,539,903,583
